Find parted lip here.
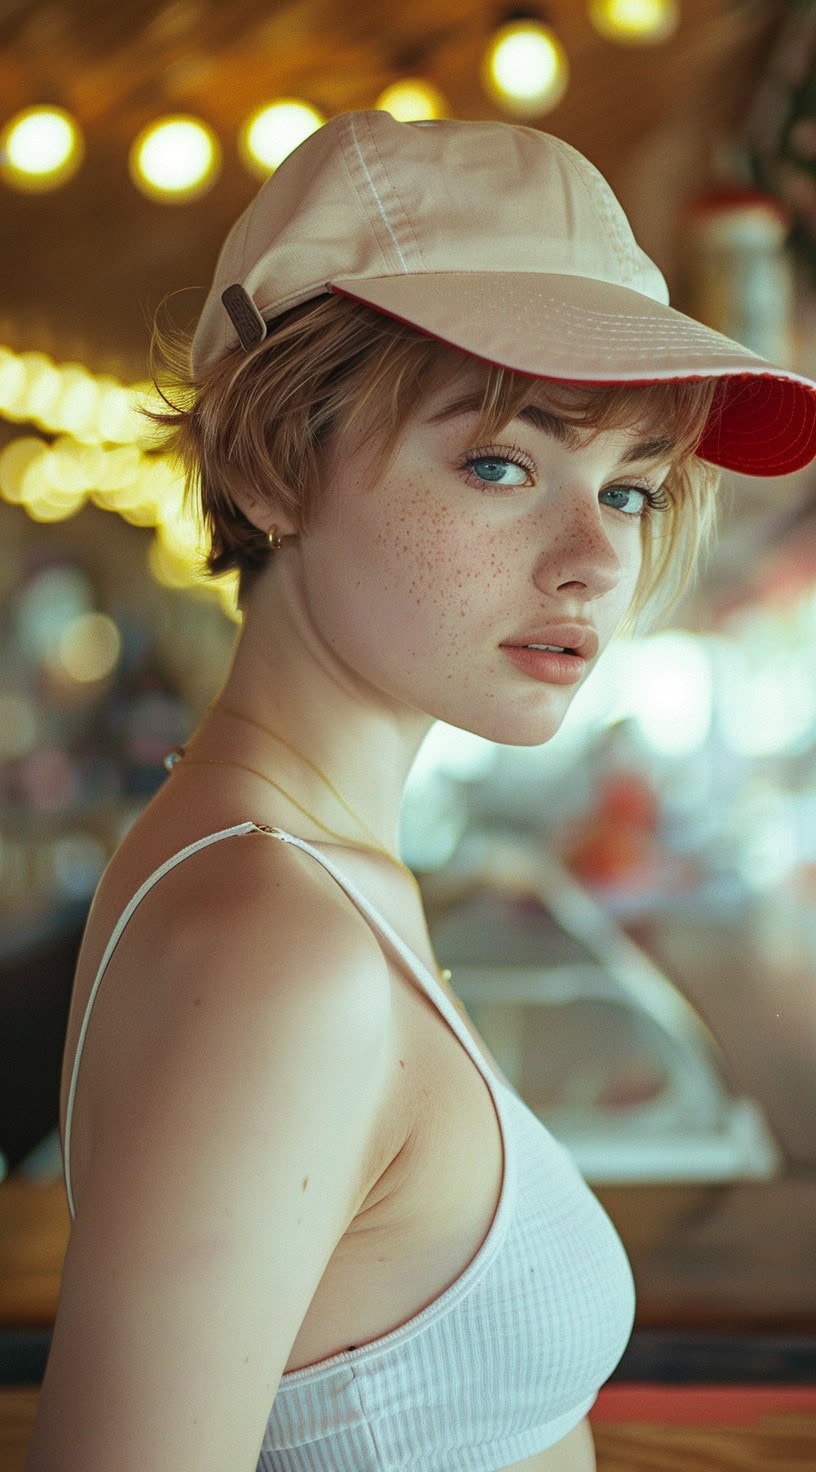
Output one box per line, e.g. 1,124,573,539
501,625,600,661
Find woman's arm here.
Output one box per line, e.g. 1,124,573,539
26,846,395,1472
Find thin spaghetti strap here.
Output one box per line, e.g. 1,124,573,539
250,823,503,1095
63,821,258,1220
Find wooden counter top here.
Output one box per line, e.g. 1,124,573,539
2,1384,814,1472
3,1173,816,1334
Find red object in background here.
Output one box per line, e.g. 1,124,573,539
591,1384,816,1425
558,768,666,890
561,824,656,887
684,187,790,227
597,771,660,832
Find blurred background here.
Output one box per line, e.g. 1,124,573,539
2,0,816,1466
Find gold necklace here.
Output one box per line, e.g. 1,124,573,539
163,714,454,987
163,697,419,888
208,699,391,853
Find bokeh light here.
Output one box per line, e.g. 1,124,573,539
0,437,44,504
481,20,569,117
50,832,108,899
589,0,679,44
374,80,448,121
624,633,714,757
130,115,221,200
238,100,323,178
57,612,122,683
12,564,95,665
0,693,39,761
719,647,816,758
0,106,84,191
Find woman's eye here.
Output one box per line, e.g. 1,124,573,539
602,485,649,516
602,484,669,517
460,450,533,491
458,449,671,518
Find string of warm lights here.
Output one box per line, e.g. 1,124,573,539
0,2,679,197
0,346,241,620
0,0,679,618
0,348,150,442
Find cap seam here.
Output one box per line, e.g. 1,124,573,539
347,113,414,274
338,277,766,343
360,114,428,272
544,135,635,286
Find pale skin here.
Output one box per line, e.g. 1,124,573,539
28,370,674,1471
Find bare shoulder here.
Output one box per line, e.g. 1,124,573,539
61,817,403,1225
70,815,396,1047
110,818,391,971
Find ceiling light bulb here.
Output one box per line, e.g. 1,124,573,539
481,19,569,117
130,115,220,201
375,80,447,121
0,106,84,191
589,0,679,44
239,100,324,178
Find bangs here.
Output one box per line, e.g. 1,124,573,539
429,365,720,471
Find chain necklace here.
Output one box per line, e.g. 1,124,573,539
163,697,418,888
163,701,455,987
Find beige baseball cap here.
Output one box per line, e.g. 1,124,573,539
191,109,816,477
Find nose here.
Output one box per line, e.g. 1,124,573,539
530,500,628,602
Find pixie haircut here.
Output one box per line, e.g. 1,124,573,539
145,292,725,634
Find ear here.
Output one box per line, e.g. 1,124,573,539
231,485,299,540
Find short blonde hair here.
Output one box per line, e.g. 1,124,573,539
145,292,725,634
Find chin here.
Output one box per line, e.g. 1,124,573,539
443,703,569,749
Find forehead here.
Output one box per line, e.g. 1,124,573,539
420,382,676,467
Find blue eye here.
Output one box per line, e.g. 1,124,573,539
603,486,649,516
460,448,533,491
470,459,526,484
459,446,672,517
602,485,672,517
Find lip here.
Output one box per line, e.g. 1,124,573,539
500,624,600,661
501,646,586,685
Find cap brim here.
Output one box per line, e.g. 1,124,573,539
329,272,816,478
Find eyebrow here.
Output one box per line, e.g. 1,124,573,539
426,394,677,468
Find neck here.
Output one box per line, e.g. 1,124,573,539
189,568,434,857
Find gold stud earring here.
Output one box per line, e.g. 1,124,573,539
267,526,282,549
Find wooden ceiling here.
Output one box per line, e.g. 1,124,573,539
0,0,785,381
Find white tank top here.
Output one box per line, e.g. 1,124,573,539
63,821,636,1470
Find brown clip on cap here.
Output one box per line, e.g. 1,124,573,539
220,284,267,352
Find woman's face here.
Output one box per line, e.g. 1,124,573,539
287,378,674,746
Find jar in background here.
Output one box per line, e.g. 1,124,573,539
679,189,794,366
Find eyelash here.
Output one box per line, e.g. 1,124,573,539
457,442,672,517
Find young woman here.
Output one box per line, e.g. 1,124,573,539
27,111,816,1472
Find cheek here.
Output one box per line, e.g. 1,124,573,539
365,488,508,647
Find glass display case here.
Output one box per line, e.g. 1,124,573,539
421,830,782,1186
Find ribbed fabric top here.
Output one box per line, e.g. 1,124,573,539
63,821,636,1471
